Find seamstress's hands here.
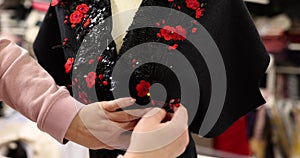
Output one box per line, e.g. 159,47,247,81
65,97,149,149
124,106,189,158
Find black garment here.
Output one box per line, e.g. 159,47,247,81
34,0,269,157
5,141,27,158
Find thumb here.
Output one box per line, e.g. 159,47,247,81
140,108,167,124
100,97,136,112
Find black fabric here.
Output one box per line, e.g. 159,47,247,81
5,141,27,158
33,6,70,87
191,0,269,137
116,0,270,137
34,0,269,157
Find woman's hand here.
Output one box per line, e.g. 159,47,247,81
124,106,189,158
65,97,149,149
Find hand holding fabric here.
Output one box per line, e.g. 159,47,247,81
124,106,189,158
65,97,150,149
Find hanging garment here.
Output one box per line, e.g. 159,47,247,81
213,115,251,156
34,0,270,157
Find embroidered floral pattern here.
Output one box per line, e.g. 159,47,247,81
64,57,74,73
70,11,83,25
86,71,97,88
76,4,90,14
159,25,186,41
68,3,91,29
136,80,151,97
186,0,200,10
168,44,179,50
53,0,207,105
185,0,205,19
85,72,96,88
196,7,204,18
160,26,174,41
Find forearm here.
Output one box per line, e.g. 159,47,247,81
0,39,83,143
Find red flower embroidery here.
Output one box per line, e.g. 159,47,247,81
168,44,178,50
196,8,204,19
98,74,103,80
63,38,69,46
186,0,200,10
157,33,162,38
174,25,187,41
160,25,187,41
88,59,95,64
102,80,108,86
78,91,89,104
76,4,90,14
86,72,96,88
160,25,176,41
70,11,83,24
192,27,197,33
64,58,74,73
84,18,91,28
136,80,151,97
131,59,137,63
51,0,60,6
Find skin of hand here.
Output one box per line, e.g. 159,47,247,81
124,106,189,158
64,97,150,149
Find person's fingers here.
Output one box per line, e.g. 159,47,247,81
105,108,153,122
164,105,188,132
140,108,167,125
116,120,139,131
100,97,136,112
162,112,174,123
171,105,188,123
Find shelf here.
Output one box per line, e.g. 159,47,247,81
276,66,300,75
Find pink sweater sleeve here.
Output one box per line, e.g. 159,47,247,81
0,39,83,143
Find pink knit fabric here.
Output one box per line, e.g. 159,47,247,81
0,39,83,143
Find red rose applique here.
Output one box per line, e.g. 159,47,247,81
84,18,91,28
98,74,103,80
102,80,108,86
168,44,179,50
64,58,74,73
136,80,151,97
174,25,187,41
88,59,95,64
192,28,197,33
186,0,200,10
70,11,83,24
51,0,60,6
160,25,176,41
78,91,89,104
159,25,187,41
196,7,204,19
76,4,90,14
86,72,97,88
